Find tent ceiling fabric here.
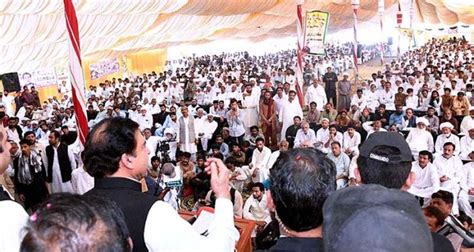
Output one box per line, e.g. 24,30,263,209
0,0,473,73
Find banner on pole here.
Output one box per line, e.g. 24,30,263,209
89,58,120,80
304,10,329,55
19,69,58,88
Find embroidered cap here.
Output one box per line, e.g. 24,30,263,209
359,132,412,164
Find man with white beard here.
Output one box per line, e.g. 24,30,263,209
406,117,434,157
278,90,303,140
136,107,153,131
435,122,460,155
305,79,327,111
241,83,259,135
460,124,474,160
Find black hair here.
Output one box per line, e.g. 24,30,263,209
356,146,412,189
20,193,131,252
293,115,301,120
251,182,265,192
255,137,265,144
50,130,61,140
418,150,433,162
423,206,445,228
443,142,456,150
224,156,238,166
431,190,454,205
82,117,139,178
330,141,341,148
250,125,259,131
270,148,336,232
151,156,160,163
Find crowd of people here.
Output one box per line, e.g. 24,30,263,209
0,36,473,251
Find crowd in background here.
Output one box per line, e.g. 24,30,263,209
0,37,473,251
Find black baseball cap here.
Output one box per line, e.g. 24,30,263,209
359,132,412,164
323,184,433,252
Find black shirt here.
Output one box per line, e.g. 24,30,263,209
269,237,323,251
84,177,157,252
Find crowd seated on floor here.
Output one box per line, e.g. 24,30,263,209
0,36,473,251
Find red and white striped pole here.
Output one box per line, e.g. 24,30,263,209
378,0,385,65
396,0,403,58
64,0,89,145
352,0,360,78
295,0,305,108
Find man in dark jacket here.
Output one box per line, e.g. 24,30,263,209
322,67,338,107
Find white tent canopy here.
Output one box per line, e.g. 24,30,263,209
1,0,473,73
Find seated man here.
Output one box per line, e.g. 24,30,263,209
434,142,473,219
267,148,336,251
431,190,473,251
342,123,361,158
435,122,460,155
408,150,440,205
248,138,272,183
320,125,342,154
294,122,317,148
406,117,434,157
459,124,474,160
83,117,239,252
243,182,271,237
326,141,350,189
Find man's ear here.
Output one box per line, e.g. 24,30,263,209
266,190,275,212
120,153,134,170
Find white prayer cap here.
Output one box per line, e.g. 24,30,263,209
321,118,330,123
439,122,454,130
435,80,442,85
343,72,349,76
164,128,175,136
469,106,474,111
154,123,161,128
416,117,429,126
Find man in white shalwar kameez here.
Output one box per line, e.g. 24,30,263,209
197,114,218,151
279,90,303,140
305,80,327,111
460,124,474,160
407,151,440,206
433,142,474,218
241,84,259,134
248,138,271,183
177,106,197,157
406,117,434,158
435,122,460,155
45,132,77,193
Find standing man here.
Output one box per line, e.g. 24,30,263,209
279,90,303,141
0,124,29,251
84,118,239,252
323,67,338,107
259,90,278,149
337,73,352,111
241,83,259,135
45,130,76,193
177,106,197,158
305,79,327,111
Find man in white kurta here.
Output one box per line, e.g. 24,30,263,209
279,91,303,140
241,84,259,134
266,140,288,171
435,122,460,155
433,143,473,218
249,138,272,183
342,126,361,157
460,107,474,135
408,152,440,205
46,141,77,193
460,126,474,160
405,117,434,157
198,114,218,151
177,106,197,156
294,122,317,148
305,80,327,111
242,183,271,237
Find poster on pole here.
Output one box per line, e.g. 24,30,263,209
304,10,330,55
89,57,120,80
18,68,58,88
